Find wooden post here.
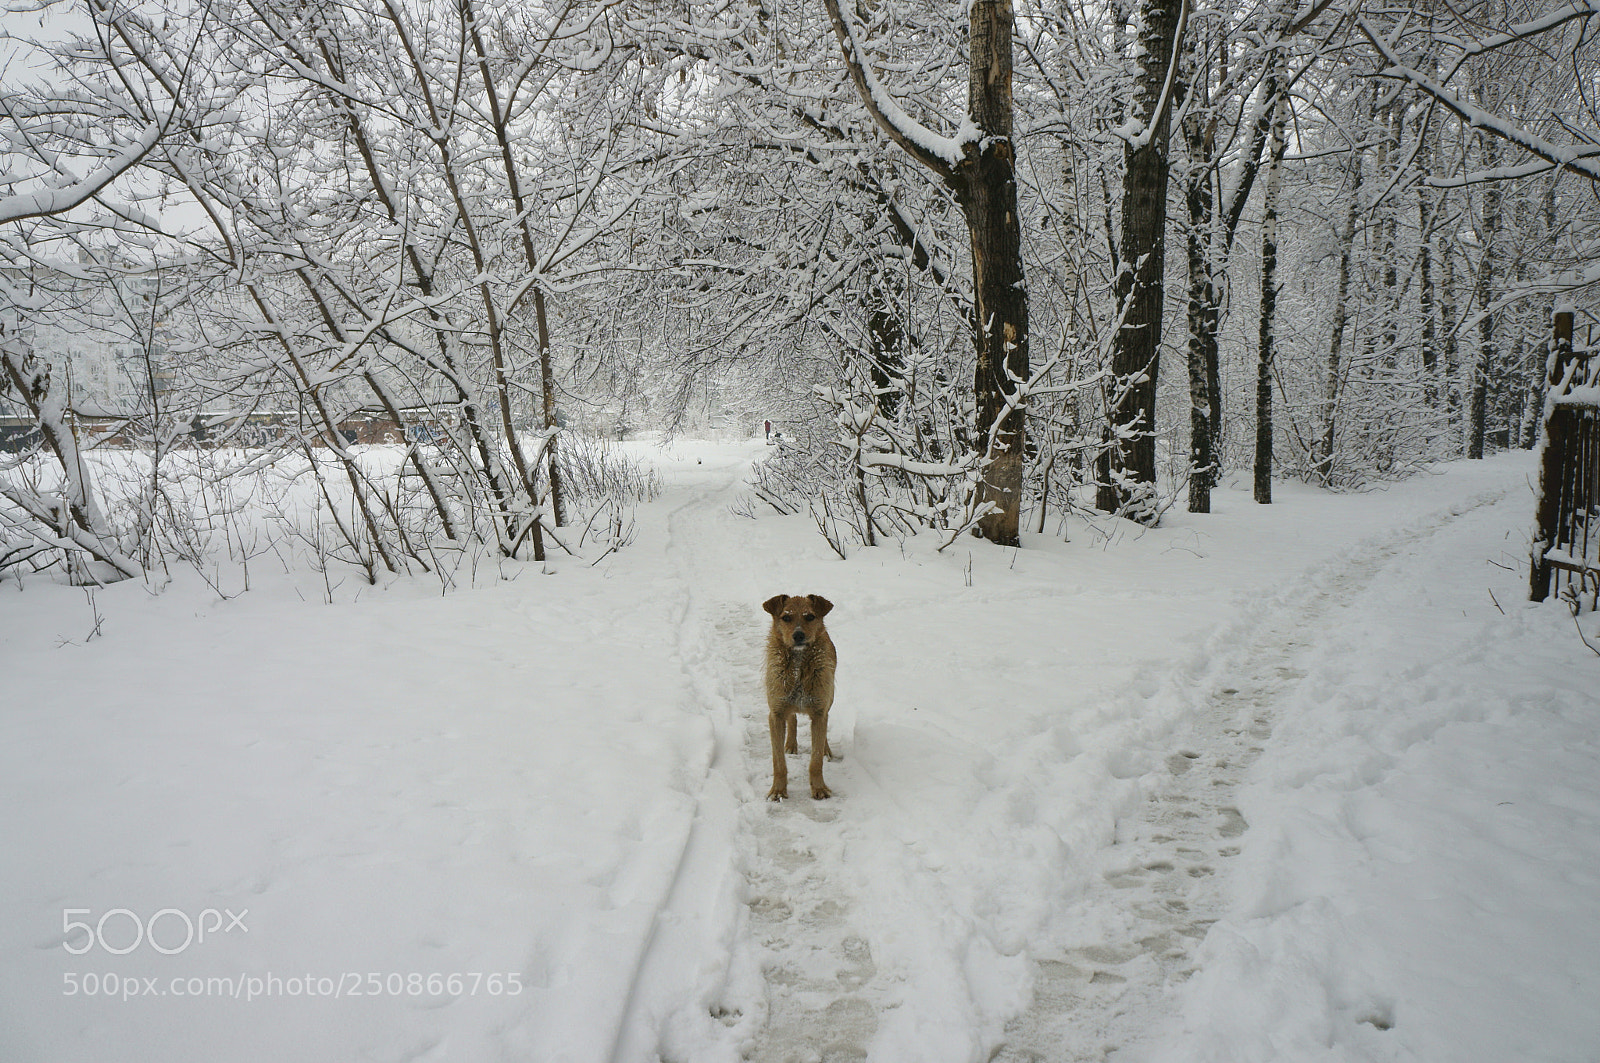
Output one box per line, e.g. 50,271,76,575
1530,310,1575,601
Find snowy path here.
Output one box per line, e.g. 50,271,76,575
994,487,1513,1062
616,455,1541,1063
650,455,889,1063
624,454,1525,1063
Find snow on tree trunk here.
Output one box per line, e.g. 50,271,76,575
0,348,142,581
1469,124,1502,461
1320,158,1361,487
1254,57,1288,505
964,0,1029,547
1099,0,1185,523
821,0,1029,547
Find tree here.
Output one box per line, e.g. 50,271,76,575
0,9,178,581
1098,0,1186,522
1253,48,1290,503
1175,0,1308,512
822,0,1030,546
1357,1,1600,186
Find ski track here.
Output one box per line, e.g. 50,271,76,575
634,460,1510,1063
993,488,1512,1062
605,473,754,1063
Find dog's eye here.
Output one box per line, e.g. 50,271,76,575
803,614,815,621
781,614,792,622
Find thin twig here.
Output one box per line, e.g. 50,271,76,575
1576,615,1600,659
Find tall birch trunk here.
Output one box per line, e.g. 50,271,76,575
1254,57,1288,504
1469,132,1501,460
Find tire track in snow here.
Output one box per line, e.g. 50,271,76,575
994,488,1511,1063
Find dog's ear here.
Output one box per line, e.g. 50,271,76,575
762,595,789,618
807,594,833,617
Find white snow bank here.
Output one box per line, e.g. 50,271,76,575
1149,480,1600,1063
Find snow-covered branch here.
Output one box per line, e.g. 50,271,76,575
817,0,973,179
1357,15,1600,184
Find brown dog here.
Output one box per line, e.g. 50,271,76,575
762,593,837,800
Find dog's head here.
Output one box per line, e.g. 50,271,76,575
763,593,833,651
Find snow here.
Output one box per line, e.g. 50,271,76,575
0,120,164,226
826,2,976,172
3,443,1598,1062
1359,13,1600,185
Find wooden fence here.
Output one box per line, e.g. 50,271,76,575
1531,310,1600,609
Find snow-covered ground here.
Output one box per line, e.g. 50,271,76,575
2,441,1596,1063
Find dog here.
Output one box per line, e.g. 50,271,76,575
762,593,837,800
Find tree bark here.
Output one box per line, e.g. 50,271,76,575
1469,127,1501,460
532,285,566,526
1100,0,1186,521
0,348,143,580
1440,233,1462,444
965,22,1028,542
1179,57,1218,514
1254,56,1288,504
1418,187,1438,396
823,0,1029,546
1318,144,1361,486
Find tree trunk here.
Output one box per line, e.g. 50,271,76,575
1180,64,1218,514
1177,4,1288,512
1521,187,1559,450
962,0,1029,546
1319,155,1361,485
1184,252,1219,513
532,284,566,526
821,0,1029,546
1100,0,1185,521
0,348,142,580
1416,64,1440,407
1377,98,1404,366
1440,236,1461,444
1254,57,1288,504
466,0,560,537
1418,194,1437,393
1469,132,1500,460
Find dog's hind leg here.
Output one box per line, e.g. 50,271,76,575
784,712,799,754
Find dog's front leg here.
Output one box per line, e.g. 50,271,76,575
808,710,831,799
767,710,789,801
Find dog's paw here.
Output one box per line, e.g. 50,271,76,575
784,741,799,755
767,786,788,801
811,783,832,800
